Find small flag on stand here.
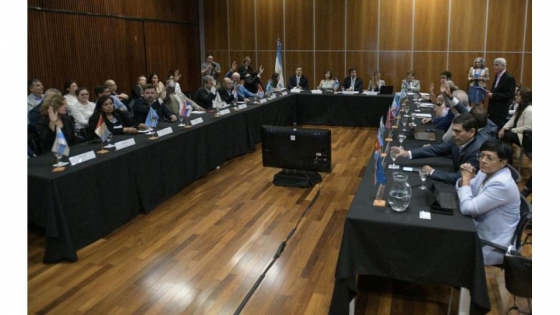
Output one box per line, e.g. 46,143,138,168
145,106,159,128
52,126,70,157
94,116,112,143
257,84,265,98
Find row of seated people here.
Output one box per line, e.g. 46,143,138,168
389,83,525,265
27,71,210,157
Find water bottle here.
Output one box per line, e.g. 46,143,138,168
388,172,412,212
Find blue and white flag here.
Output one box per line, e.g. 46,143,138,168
145,106,159,128
51,126,69,157
275,39,285,89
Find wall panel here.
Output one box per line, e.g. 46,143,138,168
256,0,284,51
315,0,345,51
347,0,379,51
228,0,256,51
525,0,532,52
379,0,413,51
486,0,525,52
449,0,486,52
284,0,313,51
414,0,448,51
203,0,530,96
522,53,531,87
256,51,277,80
379,52,412,88
204,0,229,52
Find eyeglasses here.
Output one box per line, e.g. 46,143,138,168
477,153,498,162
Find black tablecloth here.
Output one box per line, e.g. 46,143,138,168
296,92,393,127
29,92,392,263
328,115,490,313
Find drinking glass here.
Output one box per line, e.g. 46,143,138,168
403,104,410,117
398,133,406,148
178,115,185,127
389,149,399,169
103,133,113,148
418,169,428,190
401,117,408,132
410,113,417,127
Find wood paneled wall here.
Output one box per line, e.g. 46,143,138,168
203,0,532,92
27,0,200,99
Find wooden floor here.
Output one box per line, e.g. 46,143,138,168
28,125,532,314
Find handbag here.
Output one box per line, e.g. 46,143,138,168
503,244,532,298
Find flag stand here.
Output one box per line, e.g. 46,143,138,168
97,142,109,154
184,117,192,129
52,166,66,172
149,131,158,140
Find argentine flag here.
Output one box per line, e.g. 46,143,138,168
52,126,70,157
275,40,285,89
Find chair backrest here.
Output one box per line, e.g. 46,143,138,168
511,195,532,251
521,130,532,153
506,164,522,183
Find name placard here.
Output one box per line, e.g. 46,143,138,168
69,150,96,166
115,138,136,150
281,91,288,96
270,94,277,99
259,99,267,104
238,104,248,109
157,127,173,137
191,117,203,126
219,108,231,115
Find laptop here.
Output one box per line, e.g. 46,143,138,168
379,85,394,95
427,181,458,215
411,126,436,141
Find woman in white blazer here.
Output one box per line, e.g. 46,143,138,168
456,139,520,265
498,87,532,146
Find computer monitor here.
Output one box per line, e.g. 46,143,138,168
261,125,331,173
379,85,394,95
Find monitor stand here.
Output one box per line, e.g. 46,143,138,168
272,169,322,188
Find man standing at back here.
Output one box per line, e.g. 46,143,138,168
201,54,221,83
287,66,309,90
486,58,515,130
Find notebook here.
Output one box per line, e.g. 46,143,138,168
427,181,458,215
379,86,394,95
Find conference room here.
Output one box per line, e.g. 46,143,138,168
24,1,536,314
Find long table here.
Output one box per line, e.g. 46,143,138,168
328,113,491,313
28,92,393,263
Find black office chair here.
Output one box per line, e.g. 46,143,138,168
517,130,532,173
480,195,532,314
507,164,522,183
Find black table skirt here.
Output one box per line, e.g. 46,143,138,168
328,114,490,313
29,92,391,263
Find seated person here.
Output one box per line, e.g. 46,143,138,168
317,70,336,91
218,77,237,104
287,66,309,90
69,87,96,140
470,106,498,141
498,87,532,147
194,76,217,109
29,88,62,134
94,85,130,114
231,72,255,101
342,68,363,92
401,70,421,92
28,78,44,112
391,113,485,184
36,94,79,154
130,75,147,100
88,95,147,137
368,70,386,92
456,139,520,265
133,84,177,123
163,83,204,116
265,73,280,93
244,71,263,94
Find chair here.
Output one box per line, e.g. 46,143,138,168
480,195,532,314
507,164,522,183
517,130,532,173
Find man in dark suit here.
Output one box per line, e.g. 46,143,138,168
486,57,516,130
194,75,217,109
391,113,485,184
133,84,177,124
218,77,236,104
287,66,309,90
342,68,364,92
